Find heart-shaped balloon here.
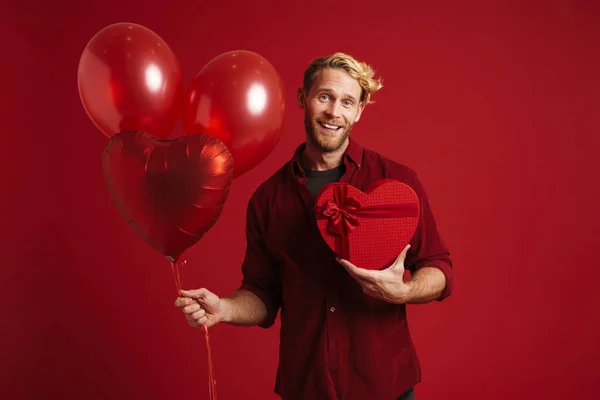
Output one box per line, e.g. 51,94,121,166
102,131,234,261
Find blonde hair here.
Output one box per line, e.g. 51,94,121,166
303,52,383,104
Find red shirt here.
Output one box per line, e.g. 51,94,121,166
239,138,453,400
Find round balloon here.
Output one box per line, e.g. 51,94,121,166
182,50,286,178
78,23,184,139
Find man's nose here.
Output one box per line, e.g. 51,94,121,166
325,101,342,118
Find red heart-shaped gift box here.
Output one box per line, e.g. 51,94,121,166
314,179,420,270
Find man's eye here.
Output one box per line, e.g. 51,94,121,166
319,94,330,101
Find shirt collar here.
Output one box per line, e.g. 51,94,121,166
291,137,364,178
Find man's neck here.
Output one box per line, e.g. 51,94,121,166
302,139,349,171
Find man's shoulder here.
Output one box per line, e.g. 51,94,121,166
248,161,292,204
361,145,420,182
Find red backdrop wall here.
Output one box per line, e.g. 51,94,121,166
1,1,599,399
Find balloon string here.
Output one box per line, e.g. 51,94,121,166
204,324,217,399
171,259,217,400
170,259,183,293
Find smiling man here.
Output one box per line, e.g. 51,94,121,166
176,53,454,400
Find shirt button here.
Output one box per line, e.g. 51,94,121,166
330,306,336,312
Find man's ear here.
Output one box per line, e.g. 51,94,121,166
297,87,306,109
354,102,366,122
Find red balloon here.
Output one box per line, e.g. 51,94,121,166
78,23,184,139
102,131,233,261
182,50,286,178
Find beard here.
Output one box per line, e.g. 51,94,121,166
304,113,353,152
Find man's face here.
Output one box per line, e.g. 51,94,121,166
298,68,365,152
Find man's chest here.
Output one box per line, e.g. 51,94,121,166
263,188,330,268
262,173,385,282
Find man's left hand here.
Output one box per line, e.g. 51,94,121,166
337,244,411,304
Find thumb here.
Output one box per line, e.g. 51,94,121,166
180,288,207,299
393,244,411,268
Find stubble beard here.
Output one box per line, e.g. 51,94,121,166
304,113,353,153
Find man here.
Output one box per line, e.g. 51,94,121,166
175,53,453,400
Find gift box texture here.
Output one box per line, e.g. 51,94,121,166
314,179,420,270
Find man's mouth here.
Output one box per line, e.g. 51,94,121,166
318,121,342,131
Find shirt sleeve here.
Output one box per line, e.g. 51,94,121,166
237,191,283,328
402,169,454,302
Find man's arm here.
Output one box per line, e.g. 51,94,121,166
220,289,268,326
338,245,449,305
178,188,281,329
177,287,269,328
400,266,447,304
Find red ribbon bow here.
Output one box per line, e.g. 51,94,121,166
321,196,362,235
315,184,419,261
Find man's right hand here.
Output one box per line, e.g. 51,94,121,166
175,288,224,328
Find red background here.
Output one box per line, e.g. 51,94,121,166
1,1,599,399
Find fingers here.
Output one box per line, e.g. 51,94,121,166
186,311,208,328
337,258,377,282
178,299,205,319
190,308,206,321
182,304,207,327
182,303,201,314
185,314,202,327
174,297,195,308
180,288,219,309
175,295,204,317
180,288,210,299
176,288,220,328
